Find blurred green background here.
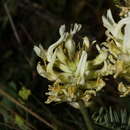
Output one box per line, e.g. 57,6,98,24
0,0,129,130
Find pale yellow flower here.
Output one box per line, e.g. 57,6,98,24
34,23,117,107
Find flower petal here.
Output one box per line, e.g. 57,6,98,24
75,51,87,85
76,51,87,77
102,9,116,36
47,29,67,62
65,36,76,58
83,36,90,50
34,44,46,59
59,24,65,36
37,63,57,81
56,47,67,64
123,15,130,52
70,23,82,35
92,48,108,66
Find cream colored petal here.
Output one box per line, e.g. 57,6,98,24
34,44,46,59
92,51,108,65
69,102,80,109
47,33,66,62
37,63,47,78
58,63,72,73
114,17,130,39
45,96,61,104
59,24,65,36
34,46,40,56
102,14,116,36
36,50,58,81
76,51,87,77
65,37,76,58
70,23,82,35
107,9,116,25
46,51,58,80
124,17,130,53
85,79,105,91
75,51,87,85
83,36,90,50
37,63,57,81
56,47,67,64
118,82,127,93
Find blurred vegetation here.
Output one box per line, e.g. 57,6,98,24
0,0,130,130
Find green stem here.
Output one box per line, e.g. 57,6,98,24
79,101,94,130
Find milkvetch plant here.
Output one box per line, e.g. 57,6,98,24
34,9,130,108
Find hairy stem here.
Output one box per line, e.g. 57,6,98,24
79,100,94,130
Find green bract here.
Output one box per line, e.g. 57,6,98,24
34,10,130,108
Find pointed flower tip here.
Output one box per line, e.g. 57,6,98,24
34,45,40,57
83,36,90,49
65,38,76,58
71,23,82,35
37,63,45,76
59,24,66,36
34,44,47,60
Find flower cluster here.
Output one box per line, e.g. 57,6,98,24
102,9,130,97
34,10,130,108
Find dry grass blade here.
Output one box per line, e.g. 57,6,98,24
4,3,21,46
0,87,54,129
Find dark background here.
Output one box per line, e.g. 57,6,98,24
0,0,128,130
